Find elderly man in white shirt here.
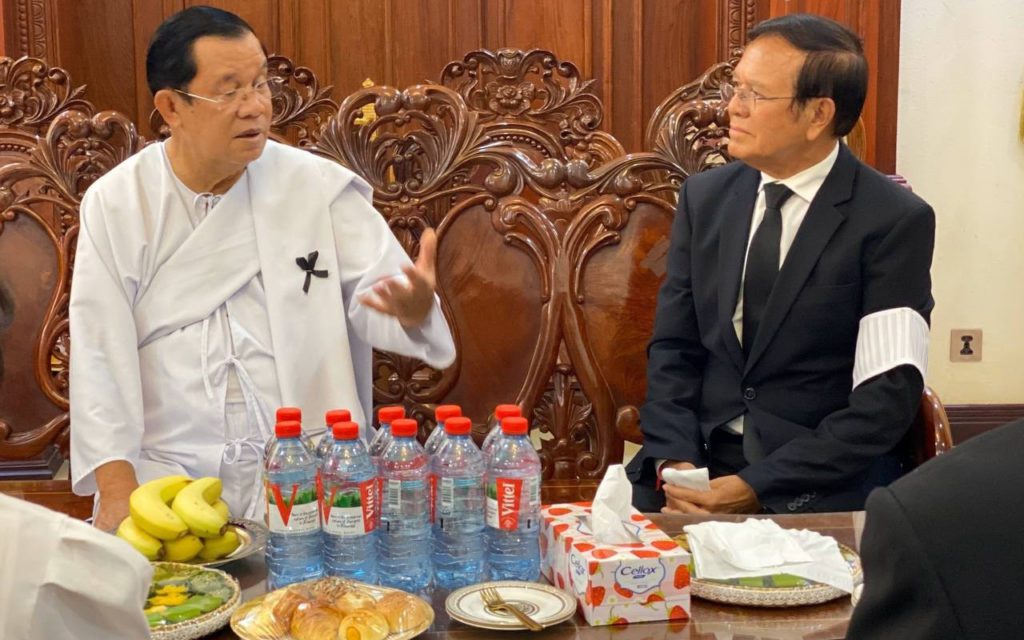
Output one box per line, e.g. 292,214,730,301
69,6,455,531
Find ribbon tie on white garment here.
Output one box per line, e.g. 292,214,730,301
200,333,275,520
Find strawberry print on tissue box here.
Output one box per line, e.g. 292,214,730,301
540,502,691,626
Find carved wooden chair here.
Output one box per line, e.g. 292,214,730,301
0,58,140,479
314,51,688,502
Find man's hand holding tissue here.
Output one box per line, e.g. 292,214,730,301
663,475,760,514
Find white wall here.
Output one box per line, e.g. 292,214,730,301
898,0,1024,403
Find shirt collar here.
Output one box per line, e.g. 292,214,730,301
758,142,840,203
160,140,222,210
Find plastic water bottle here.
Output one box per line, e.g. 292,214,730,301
378,418,432,592
316,409,352,459
481,404,522,459
431,416,486,588
264,420,323,589
368,406,405,471
320,421,378,583
486,416,542,581
423,404,462,457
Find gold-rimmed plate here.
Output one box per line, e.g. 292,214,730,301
445,581,577,630
177,518,267,568
674,534,862,607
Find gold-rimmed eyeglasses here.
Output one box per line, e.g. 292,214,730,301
174,76,283,107
720,82,796,110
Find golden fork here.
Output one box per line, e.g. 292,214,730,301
480,586,543,631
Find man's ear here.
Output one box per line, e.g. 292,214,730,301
153,89,182,129
806,97,837,141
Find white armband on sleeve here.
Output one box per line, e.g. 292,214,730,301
852,307,930,390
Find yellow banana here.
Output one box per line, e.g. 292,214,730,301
171,476,228,538
162,533,204,562
212,500,231,522
129,475,192,540
116,516,164,560
198,528,241,561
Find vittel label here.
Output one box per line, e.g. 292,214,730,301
322,479,378,535
266,479,320,533
615,559,666,594
486,476,537,530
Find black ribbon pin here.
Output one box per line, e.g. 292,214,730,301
296,250,328,294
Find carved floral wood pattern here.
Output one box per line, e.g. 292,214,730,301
0,64,143,457
440,49,626,168
0,52,730,497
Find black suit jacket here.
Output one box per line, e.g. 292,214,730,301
627,144,935,512
847,419,1024,639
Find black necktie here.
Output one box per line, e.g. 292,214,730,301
742,183,794,357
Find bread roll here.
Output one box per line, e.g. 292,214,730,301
308,577,356,603
290,602,343,640
375,592,432,633
337,609,389,640
333,589,377,615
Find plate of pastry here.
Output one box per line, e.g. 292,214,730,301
146,562,242,640
230,577,434,640
674,533,863,607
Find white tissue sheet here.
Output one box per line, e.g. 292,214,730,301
590,464,638,544
683,519,854,593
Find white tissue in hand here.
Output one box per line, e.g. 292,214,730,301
590,464,636,544
661,466,711,491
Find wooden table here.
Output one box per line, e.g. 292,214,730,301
208,511,864,640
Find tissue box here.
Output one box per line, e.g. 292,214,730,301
540,502,691,626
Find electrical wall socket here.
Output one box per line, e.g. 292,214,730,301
950,329,982,362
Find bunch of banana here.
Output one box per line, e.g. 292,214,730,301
117,475,242,562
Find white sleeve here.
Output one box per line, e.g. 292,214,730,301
69,190,146,496
0,494,152,640
330,179,456,369
852,307,930,390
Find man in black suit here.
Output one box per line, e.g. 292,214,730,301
627,14,935,514
847,419,1024,639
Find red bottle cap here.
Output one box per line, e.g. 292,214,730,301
276,407,301,422
434,405,462,422
332,421,359,440
378,406,406,423
444,416,472,436
275,420,302,438
325,409,351,426
391,418,418,437
494,404,522,421
501,416,528,435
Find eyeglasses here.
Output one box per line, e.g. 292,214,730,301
174,77,283,107
720,83,796,111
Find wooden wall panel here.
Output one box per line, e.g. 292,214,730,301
641,0,720,149
486,0,592,74
0,0,899,170
326,0,388,94
49,0,137,124
389,0,459,87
